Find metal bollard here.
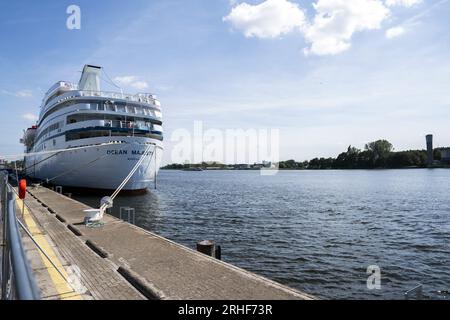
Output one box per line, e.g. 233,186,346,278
215,245,222,260
196,240,215,257
119,207,135,225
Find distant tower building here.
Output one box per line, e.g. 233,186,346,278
426,134,433,166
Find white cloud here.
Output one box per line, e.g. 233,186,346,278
15,90,33,97
223,0,425,56
386,26,406,38
113,76,136,85
22,113,38,122
1,89,33,98
223,0,306,38
385,0,423,7
303,0,390,56
114,76,149,90
129,81,149,90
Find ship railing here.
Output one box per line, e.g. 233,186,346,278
67,119,152,132
0,172,40,300
116,121,151,130
41,90,161,116
78,90,159,105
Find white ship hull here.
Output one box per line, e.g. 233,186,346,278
22,65,164,192
25,136,163,191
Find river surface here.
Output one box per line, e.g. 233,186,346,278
74,169,450,300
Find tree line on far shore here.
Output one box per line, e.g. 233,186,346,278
163,139,449,170
280,139,445,170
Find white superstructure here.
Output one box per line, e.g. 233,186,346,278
22,65,163,191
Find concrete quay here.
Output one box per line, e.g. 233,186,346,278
22,185,315,300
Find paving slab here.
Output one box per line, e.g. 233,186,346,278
28,186,315,300
22,191,144,300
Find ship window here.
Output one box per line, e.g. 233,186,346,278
105,101,115,112
34,122,61,144
65,113,161,128
41,98,129,125
116,104,126,113
65,128,163,142
66,130,111,141
45,90,64,105
48,123,60,132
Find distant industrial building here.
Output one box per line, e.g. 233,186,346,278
426,134,433,166
425,134,450,166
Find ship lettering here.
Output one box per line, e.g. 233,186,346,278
132,150,150,155
107,150,128,155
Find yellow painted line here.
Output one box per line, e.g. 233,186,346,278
16,197,83,300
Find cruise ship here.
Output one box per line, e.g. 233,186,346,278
21,65,163,192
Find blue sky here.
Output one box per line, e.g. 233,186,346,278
1,0,449,164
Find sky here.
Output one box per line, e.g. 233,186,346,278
0,0,449,164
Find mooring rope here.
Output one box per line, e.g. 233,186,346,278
23,151,62,173
108,143,155,202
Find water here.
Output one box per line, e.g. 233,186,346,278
74,169,450,300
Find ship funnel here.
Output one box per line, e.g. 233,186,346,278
78,65,102,91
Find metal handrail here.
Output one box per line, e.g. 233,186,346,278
78,90,160,106
40,90,161,123
78,90,157,104
1,173,40,300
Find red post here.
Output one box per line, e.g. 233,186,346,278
19,179,27,199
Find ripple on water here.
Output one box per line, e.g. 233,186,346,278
74,169,450,299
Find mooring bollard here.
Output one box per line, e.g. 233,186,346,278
120,207,135,225
55,186,62,194
215,245,221,260
196,240,215,257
